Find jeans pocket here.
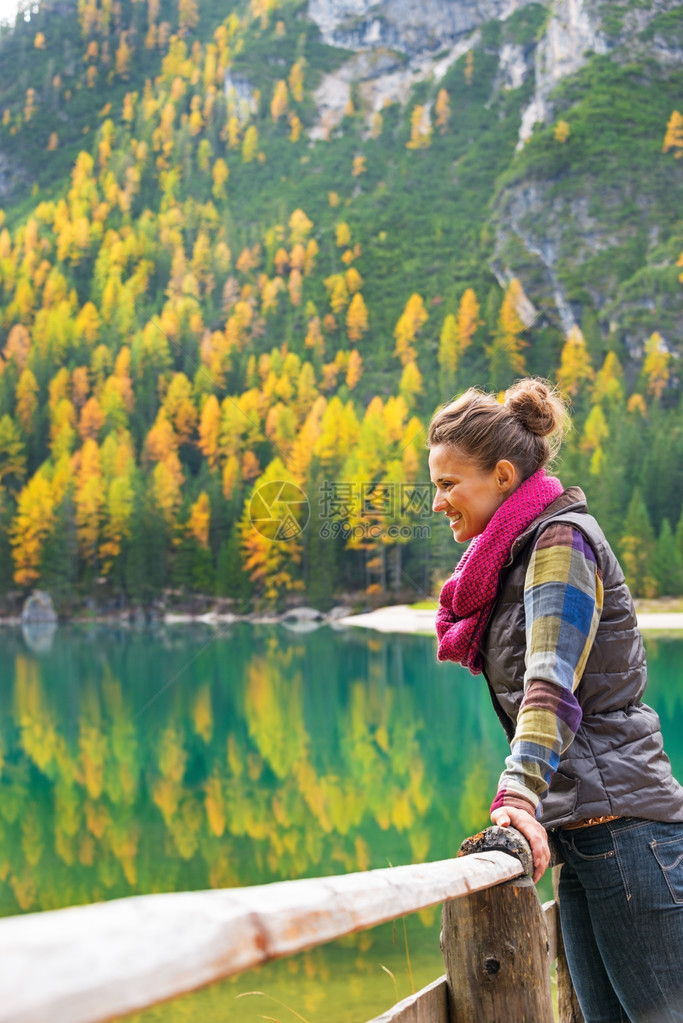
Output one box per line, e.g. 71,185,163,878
650,836,683,904
561,831,616,861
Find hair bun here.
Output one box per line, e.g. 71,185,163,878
504,379,564,438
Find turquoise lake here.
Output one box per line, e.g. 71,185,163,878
1,623,682,1021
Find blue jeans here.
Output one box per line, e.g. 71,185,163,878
553,818,683,1023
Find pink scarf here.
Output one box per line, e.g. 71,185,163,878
436,469,564,673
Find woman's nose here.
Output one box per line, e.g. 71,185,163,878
432,490,446,512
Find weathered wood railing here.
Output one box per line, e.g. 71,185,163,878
0,826,582,1023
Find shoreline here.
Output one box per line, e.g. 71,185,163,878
335,605,683,635
6,605,683,635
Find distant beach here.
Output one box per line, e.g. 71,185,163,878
337,605,683,635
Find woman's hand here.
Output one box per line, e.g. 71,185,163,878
491,806,550,883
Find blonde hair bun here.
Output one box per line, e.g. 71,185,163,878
504,378,568,439
427,377,570,479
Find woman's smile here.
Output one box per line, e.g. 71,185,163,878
428,444,518,543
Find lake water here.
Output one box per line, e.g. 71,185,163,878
2,623,682,1022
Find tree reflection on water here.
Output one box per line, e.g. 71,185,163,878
0,624,681,1020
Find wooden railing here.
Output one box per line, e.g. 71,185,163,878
0,826,582,1023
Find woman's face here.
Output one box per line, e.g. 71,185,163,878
429,444,517,543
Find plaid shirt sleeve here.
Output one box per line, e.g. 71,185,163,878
490,523,604,819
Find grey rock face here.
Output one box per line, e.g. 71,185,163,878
518,0,609,146
308,0,539,55
224,71,258,122
0,150,25,201
491,0,683,351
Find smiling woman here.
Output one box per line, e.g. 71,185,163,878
428,377,683,1023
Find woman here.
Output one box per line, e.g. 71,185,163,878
429,377,683,1023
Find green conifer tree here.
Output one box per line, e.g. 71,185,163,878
653,519,683,597
215,527,252,609
619,490,657,598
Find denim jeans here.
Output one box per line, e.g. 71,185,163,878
553,818,683,1023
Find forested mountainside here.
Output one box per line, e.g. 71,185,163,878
0,0,682,612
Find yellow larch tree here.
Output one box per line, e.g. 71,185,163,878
345,266,363,294
289,242,305,271
580,404,609,453
16,369,39,434
79,396,106,440
99,432,136,573
144,410,185,526
438,313,459,383
464,49,474,85
286,395,326,487
346,292,368,343
346,349,363,389
10,473,56,586
50,398,77,459
435,89,450,134
289,208,314,245
486,279,527,387
439,287,480,386
188,492,211,548
242,125,259,163
394,293,428,365
222,455,240,499
592,351,624,406
288,60,304,102
226,114,241,149
198,394,221,468
662,110,683,157
314,397,360,475
0,415,26,492
288,268,303,306
271,80,289,122
178,0,199,34
304,314,324,357
3,324,31,371
75,302,101,347
115,33,132,79
643,331,671,399
335,222,351,248
352,154,366,177
239,457,305,605
324,273,349,314
555,325,594,397
399,360,423,409
406,105,432,149
152,456,185,527
161,373,197,444
554,120,570,143
74,437,106,567
627,393,647,417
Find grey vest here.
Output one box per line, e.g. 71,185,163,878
480,487,683,829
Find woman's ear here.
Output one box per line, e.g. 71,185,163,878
494,460,518,494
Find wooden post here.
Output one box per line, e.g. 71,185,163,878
440,826,554,1023
552,865,585,1023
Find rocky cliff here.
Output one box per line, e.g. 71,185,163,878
307,0,538,54
306,0,683,355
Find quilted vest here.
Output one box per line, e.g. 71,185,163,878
479,486,683,829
